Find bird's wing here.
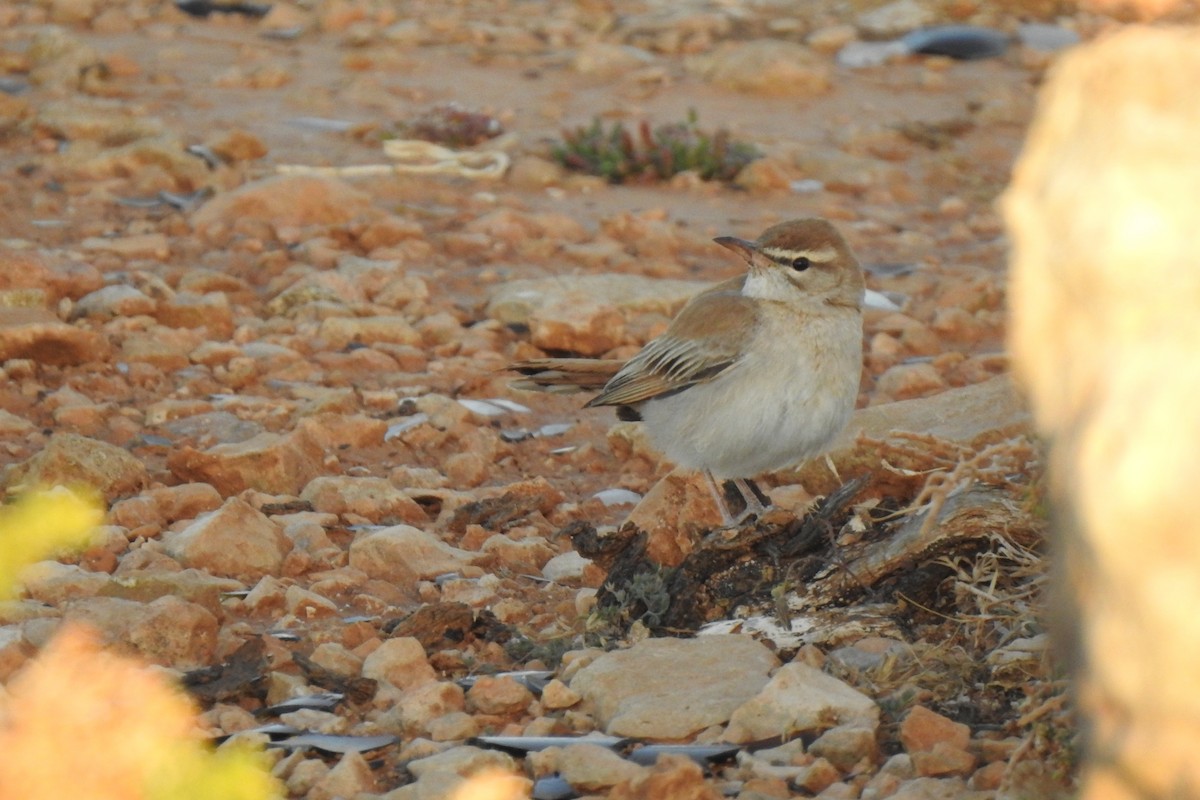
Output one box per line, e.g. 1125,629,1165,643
586,290,758,408
509,358,624,393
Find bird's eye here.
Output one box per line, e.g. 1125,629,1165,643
791,256,811,272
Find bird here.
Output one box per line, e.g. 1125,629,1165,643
511,217,865,524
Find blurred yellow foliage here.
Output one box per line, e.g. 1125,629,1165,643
0,485,103,598
0,488,282,800
0,625,280,800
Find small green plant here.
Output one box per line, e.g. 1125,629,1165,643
552,109,760,184
600,567,673,629
503,634,574,668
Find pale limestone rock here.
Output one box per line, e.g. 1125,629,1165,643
110,483,223,535
0,410,35,436
55,136,210,194
437,578,499,609
361,636,436,690
160,411,264,448
0,600,59,626
900,706,971,753
286,758,330,797
280,709,347,734
119,326,205,371
153,483,224,519
540,678,582,710
0,625,34,682
155,292,234,337
612,755,721,800
357,217,425,253
810,724,880,771
795,149,906,196
63,595,218,669
70,285,156,320
406,745,517,780
570,635,778,738
190,174,376,240
557,743,648,791
166,429,325,495
348,525,479,585
0,250,51,299
540,551,594,585
205,128,268,163
107,497,162,534
733,157,794,193
613,7,733,54
427,710,479,742
18,562,107,605
885,776,970,799
465,675,534,715
317,315,422,349
309,643,362,678
798,758,841,794
443,451,488,488
0,249,98,305
911,742,977,777
279,518,340,559
237,573,286,618
862,754,916,800
969,760,1008,791
0,309,110,366
395,680,466,737
725,662,880,743
487,273,707,356
164,497,291,580
300,475,427,525
808,24,859,54
46,0,99,26
284,585,339,619
572,41,656,76
294,413,387,450
848,375,1027,444
79,234,170,261
875,361,949,401
856,0,935,38
625,469,722,566
686,39,831,95
506,155,566,190
479,534,555,573
100,569,245,617
5,432,146,501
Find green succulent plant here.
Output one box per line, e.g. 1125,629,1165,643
553,109,760,184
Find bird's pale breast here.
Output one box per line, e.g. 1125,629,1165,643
638,303,861,478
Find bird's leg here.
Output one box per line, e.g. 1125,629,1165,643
703,472,769,527
703,470,737,526
731,478,770,522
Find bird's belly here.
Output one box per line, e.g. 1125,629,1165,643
640,349,856,479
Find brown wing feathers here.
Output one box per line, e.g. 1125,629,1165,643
509,289,758,407
587,291,756,408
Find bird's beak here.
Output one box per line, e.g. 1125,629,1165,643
714,236,758,260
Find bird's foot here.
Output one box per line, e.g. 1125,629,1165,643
705,473,772,528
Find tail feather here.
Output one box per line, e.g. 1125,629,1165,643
508,358,624,393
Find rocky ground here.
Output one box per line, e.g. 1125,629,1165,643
0,0,1146,797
